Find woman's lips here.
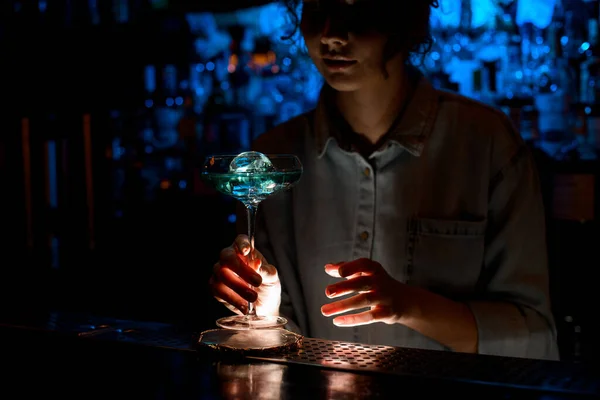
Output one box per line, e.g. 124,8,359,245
323,58,357,71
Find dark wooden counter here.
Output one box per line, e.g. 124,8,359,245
0,310,598,399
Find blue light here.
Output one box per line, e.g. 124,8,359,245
256,3,288,36
585,107,592,115
580,42,591,53
221,81,230,91
196,63,205,72
228,214,237,223
166,97,174,106
283,57,292,66
550,84,558,92
560,36,569,46
175,96,184,106
144,65,157,93
145,99,153,108
145,145,153,153
430,51,440,61
206,62,215,71
165,157,178,170
179,180,187,189
112,138,122,160
516,0,556,29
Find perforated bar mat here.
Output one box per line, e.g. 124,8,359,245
247,338,600,396
2,313,599,396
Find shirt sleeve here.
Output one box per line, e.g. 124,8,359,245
467,144,559,360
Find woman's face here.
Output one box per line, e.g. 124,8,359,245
300,0,401,92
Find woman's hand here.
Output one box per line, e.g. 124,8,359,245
321,258,415,327
209,234,281,316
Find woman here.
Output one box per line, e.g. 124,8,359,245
209,0,559,360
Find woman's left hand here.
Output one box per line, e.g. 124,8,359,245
321,258,416,327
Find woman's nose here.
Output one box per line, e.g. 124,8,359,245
320,16,349,46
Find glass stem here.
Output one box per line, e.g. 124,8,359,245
245,203,258,317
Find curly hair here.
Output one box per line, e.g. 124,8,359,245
279,0,439,67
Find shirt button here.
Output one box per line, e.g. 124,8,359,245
363,168,371,177
360,231,369,241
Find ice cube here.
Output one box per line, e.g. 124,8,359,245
229,151,275,173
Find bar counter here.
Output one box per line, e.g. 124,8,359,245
1,310,598,399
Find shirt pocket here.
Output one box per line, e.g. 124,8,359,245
407,218,486,296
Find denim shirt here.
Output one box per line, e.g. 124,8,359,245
248,74,559,360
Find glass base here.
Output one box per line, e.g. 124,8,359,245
216,314,287,330
198,328,302,355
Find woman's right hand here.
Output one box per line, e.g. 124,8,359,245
210,234,281,316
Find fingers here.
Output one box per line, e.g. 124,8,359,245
233,234,252,256
232,234,266,272
324,262,344,278
322,259,396,327
325,276,372,298
210,234,278,315
332,306,391,327
213,263,258,303
233,234,263,261
220,300,242,316
321,292,374,317
336,258,382,278
325,259,382,280
219,246,262,286
210,275,249,314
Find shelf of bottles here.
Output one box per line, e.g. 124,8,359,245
3,1,599,239
134,6,324,205
4,0,599,205
426,0,600,162
109,0,600,205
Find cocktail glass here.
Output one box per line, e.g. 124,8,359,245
201,151,302,330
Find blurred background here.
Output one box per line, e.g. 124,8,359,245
0,0,598,362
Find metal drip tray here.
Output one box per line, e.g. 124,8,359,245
248,338,600,396
3,312,598,397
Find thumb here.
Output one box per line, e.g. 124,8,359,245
258,263,279,286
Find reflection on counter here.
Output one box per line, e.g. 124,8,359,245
215,361,385,399
217,362,286,399
323,369,374,399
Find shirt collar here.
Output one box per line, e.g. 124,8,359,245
314,68,440,159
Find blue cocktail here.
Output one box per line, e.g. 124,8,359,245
202,152,302,330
